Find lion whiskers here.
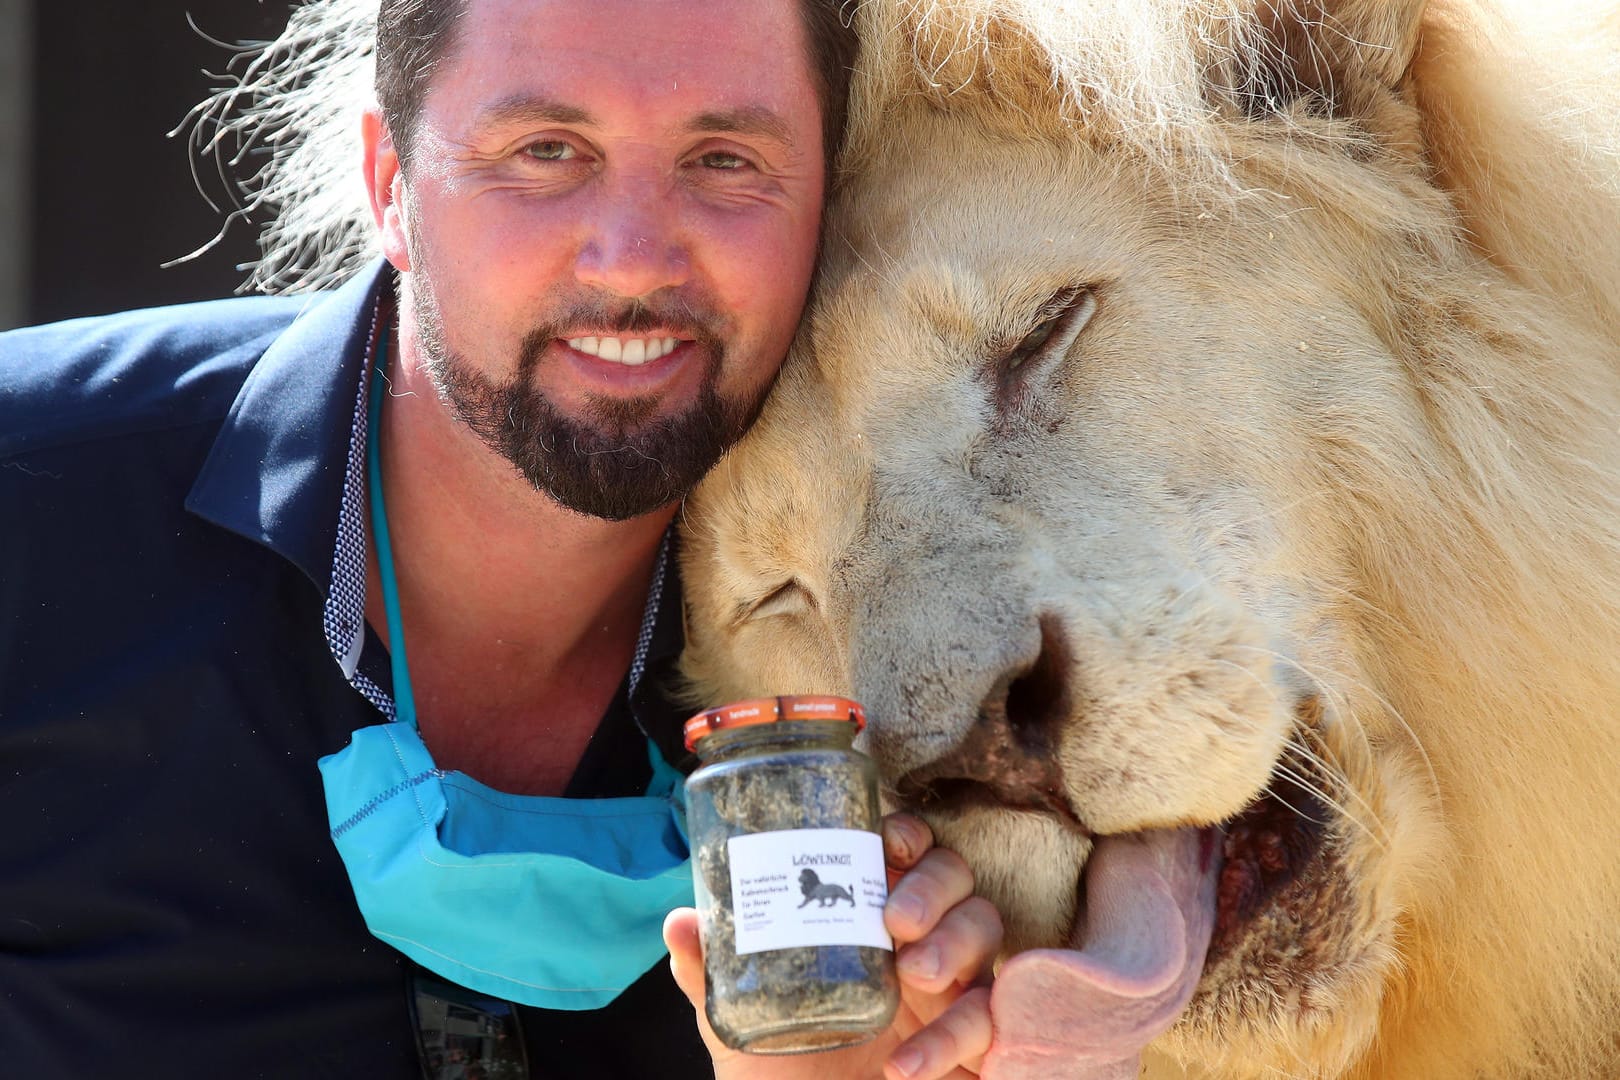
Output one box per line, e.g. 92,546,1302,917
1210,656,1389,849
1149,545,1413,853
1271,755,1390,853
1238,642,1441,813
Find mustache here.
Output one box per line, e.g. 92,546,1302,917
539,293,727,340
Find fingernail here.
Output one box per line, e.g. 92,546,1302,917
899,942,940,980
890,1045,925,1078
883,818,916,863
887,891,925,926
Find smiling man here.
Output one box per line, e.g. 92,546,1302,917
358,0,828,795
0,1,999,1077
384,10,817,528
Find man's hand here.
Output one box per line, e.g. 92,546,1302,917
664,812,1003,1080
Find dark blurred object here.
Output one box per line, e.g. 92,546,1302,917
29,1,297,323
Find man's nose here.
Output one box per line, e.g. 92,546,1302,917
573,188,691,299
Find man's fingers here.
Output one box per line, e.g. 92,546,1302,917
883,812,936,873
883,985,993,1080
886,845,975,943
896,896,1003,994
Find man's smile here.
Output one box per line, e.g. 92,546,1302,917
565,334,684,365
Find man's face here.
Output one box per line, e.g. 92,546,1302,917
381,0,826,520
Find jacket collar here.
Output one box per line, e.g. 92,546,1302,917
185,260,391,596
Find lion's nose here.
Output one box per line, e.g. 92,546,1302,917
992,612,1073,751
895,615,1078,821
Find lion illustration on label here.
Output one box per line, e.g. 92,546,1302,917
796,869,856,909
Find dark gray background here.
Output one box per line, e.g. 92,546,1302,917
5,0,305,329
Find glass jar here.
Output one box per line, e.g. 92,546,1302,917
683,695,899,1054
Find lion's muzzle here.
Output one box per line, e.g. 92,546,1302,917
893,614,1085,827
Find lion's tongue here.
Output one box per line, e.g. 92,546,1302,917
983,827,1219,1079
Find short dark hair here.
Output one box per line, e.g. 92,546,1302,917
375,0,858,173
373,0,459,166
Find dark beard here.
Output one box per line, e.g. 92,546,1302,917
414,292,771,522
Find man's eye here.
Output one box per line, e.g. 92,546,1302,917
524,140,577,162
697,151,747,170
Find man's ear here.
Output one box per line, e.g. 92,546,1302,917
362,108,413,273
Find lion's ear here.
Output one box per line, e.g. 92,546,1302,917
863,4,1067,125
1210,0,1428,126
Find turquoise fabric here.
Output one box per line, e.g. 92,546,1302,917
318,723,693,1010
315,349,694,1010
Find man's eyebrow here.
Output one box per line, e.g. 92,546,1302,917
686,106,796,146
471,94,594,134
468,97,796,147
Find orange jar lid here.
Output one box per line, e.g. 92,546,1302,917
683,694,867,751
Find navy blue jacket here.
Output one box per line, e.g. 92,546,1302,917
0,264,710,1078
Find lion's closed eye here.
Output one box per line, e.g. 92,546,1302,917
991,285,1098,420
736,580,814,625
1000,285,1097,375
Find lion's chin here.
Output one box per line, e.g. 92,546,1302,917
919,803,1093,953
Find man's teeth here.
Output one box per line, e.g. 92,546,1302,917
566,335,681,365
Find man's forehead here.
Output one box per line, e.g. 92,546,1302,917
432,0,818,135
445,0,807,78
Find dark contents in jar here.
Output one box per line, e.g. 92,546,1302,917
688,737,898,1053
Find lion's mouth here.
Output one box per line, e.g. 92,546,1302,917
894,713,1332,957
897,773,1088,831
1209,763,1330,957
892,717,1337,1067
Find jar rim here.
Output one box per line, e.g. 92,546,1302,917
682,694,867,751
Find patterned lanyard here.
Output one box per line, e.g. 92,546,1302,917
365,330,421,728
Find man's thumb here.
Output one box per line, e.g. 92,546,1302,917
662,907,709,1010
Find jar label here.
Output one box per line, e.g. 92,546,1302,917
726,828,893,955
